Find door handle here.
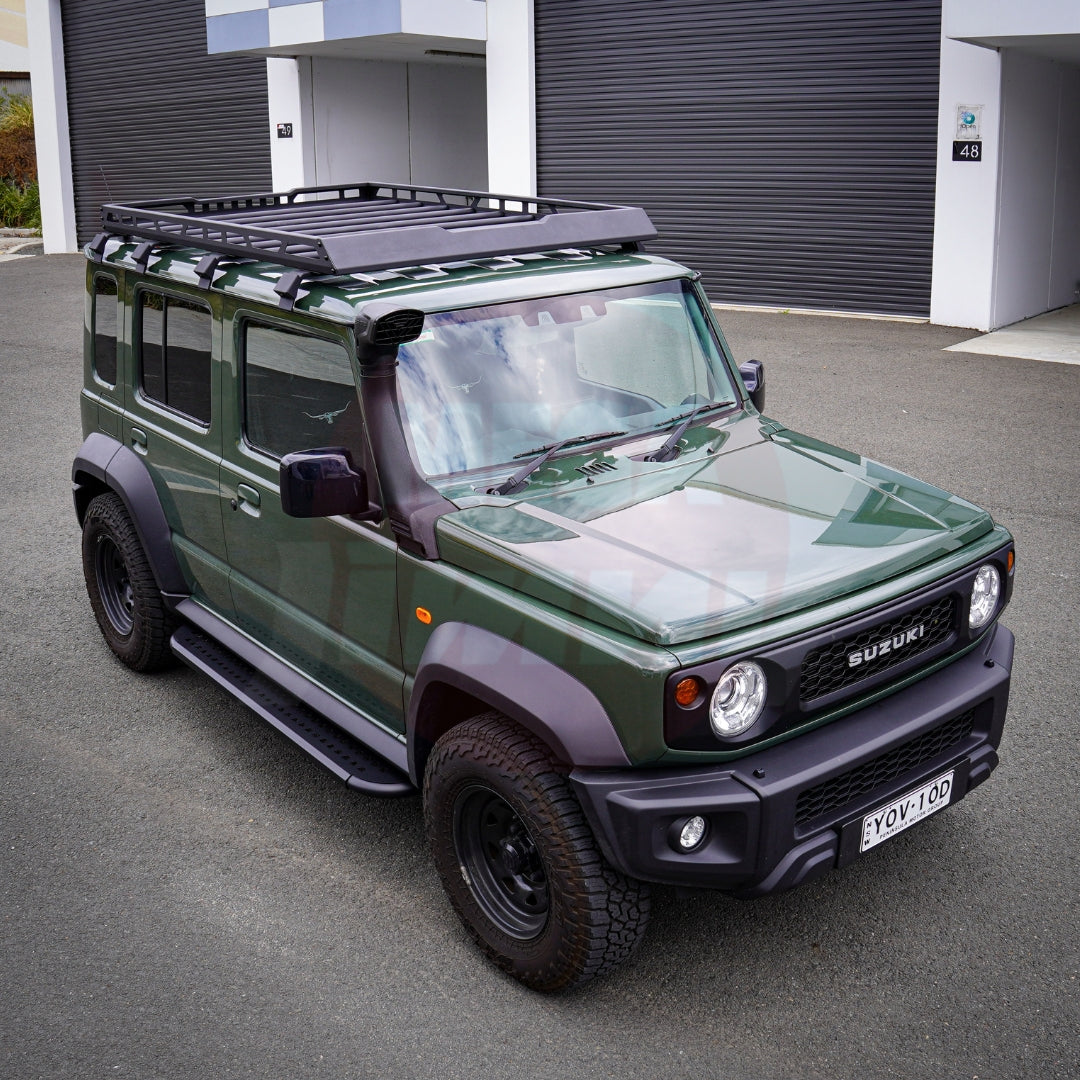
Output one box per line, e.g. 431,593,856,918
130,427,148,454
235,483,261,516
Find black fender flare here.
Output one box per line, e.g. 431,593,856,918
407,622,631,784
71,432,189,597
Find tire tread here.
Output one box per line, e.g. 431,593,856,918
81,492,176,672
424,712,650,991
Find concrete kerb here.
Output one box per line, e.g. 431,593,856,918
0,228,44,260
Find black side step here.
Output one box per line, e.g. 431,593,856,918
171,624,413,797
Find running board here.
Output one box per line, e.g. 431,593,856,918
171,624,413,797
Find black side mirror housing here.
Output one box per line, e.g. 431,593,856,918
739,359,765,413
279,447,378,520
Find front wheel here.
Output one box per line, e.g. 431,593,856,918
81,492,175,672
424,713,650,991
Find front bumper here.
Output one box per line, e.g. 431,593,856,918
571,622,1014,897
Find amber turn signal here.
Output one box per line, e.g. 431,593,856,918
1007,550,1015,574
674,676,703,708
416,607,432,624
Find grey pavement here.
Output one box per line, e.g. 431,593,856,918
1,253,1077,1079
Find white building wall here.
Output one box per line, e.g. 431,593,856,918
945,0,1080,44
0,0,29,69
276,57,486,191
935,0,1080,329
992,51,1080,327
929,37,1003,330
0,39,29,73
485,0,534,196
25,0,76,253
1049,64,1080,311
266,57,315,192
408,63,487,190
311,59,411,185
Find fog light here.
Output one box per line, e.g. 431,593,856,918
969,564,1001,630
675,815,708,852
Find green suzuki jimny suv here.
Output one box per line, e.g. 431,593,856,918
73,183,1015,991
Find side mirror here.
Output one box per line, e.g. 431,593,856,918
279,447,378,519
738,360,765,413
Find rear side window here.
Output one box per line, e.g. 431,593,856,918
138,291,212,425
243,323,357,459
92,275,119,386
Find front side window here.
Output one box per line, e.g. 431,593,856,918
138,291,212,424
243,323,357,460
396,278,738,478
92,275,119,386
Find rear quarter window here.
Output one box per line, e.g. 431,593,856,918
92,275,120,386
137,291,212,425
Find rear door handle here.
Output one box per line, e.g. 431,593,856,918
130,427,148,453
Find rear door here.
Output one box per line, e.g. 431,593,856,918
218,307,404,733
126,280,231,614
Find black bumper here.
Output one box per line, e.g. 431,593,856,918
571,623,1014,897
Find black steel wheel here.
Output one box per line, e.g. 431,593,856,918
81,492,175,672
424,712,651,991
453,782,550,939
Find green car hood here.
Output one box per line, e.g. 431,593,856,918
436,420,994,646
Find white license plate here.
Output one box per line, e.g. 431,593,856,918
860,771,955,853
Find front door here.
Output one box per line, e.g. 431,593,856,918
218,310,403,733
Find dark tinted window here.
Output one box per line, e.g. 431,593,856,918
92,276,119,385
138,292,212,424
244,324,356,459
140,292,165,402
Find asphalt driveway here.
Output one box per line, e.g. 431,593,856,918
1,253,1077,1079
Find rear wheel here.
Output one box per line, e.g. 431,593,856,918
424,712,650,991
81,492,175,672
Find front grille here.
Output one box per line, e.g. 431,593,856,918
800,595,955,703
794,709,975,826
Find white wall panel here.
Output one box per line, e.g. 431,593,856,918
930,36,1002,330
993,51,1080,326
312,59,410,185
1048,64,1080,311
311,56,486,190
408,63,487,190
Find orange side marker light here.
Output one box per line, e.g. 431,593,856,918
674,677,702,708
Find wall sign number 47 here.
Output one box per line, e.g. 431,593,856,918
953,140,982,162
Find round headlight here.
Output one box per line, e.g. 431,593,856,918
710,660,767,737
969,564,1001,630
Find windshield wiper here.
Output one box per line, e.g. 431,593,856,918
491,430,626,496
644,401,734,463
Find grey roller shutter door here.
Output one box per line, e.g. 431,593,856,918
61,0,272,245
535,1,941,317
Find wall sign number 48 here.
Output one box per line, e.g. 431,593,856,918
953,140,982,162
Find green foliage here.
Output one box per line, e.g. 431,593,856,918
0,92,34,134
0,179,41,230
0,94,38,229
0,92,36,186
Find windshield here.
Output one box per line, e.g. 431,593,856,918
396,278,738,478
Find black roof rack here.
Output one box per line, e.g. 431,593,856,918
98,181,657,276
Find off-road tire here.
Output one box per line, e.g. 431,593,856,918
424,712,651,991
81,492,175,672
